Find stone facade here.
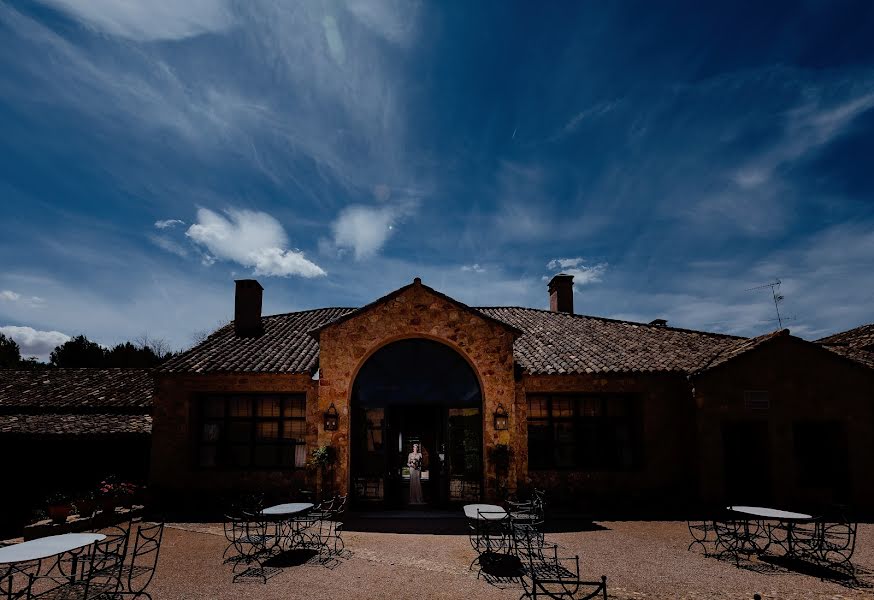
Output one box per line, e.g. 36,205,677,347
314,280,519,500
150,373,317,500
693,335,874,509
520,373,697,510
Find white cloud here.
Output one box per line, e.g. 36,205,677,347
331,205,398,260
545,258,607,287
461,264,486,273
0,290,21,301
148,234,189,258
342,0,419,46
0,290,45,307
0,325,70,361
35,0,235,41
186,208,325,277
154,219,185,229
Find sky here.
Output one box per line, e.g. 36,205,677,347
1,1,873,361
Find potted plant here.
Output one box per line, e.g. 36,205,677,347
46,491,72,524
98,476,120,512
306,445,337,498
116,482,138,508
74,490,97,518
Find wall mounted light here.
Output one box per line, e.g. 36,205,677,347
324,403,339,431
494,402,509,431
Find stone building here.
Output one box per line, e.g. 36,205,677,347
149,277,874,512
0,369,153,532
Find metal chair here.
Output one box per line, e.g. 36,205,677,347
114,522,165,599
225,513,273,583
687,519,717,554
517,538,607,600
816,515,857,577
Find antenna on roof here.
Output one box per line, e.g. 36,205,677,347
745,279,785,329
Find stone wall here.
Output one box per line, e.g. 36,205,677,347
520,372,697,511
694,336,874,510
149,372,317,502
315,280,519,501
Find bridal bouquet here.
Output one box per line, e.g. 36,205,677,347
409,456,423,470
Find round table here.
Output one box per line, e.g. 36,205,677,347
727,506,813,521
0,533,106,596
261,503,313,518
463,504,507,520
261,503,315,551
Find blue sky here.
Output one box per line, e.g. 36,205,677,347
1,1,873,360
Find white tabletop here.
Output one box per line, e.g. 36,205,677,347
463,504,507,521
261,502,314,517
727,506,813,520
0,533,106,565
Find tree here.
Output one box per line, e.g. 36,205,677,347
0,332,21,368
49,335,107,367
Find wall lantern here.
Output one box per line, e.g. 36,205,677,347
324,403,339,431
493,403,509,431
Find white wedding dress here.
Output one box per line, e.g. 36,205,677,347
408,451,424,504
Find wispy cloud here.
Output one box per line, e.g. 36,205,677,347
0,289,45,307
186,208,325,277
35,0,235,41
0,325,69,361
545,258,607,287
148,234,189,258
0,290,21,301
154,219,185,229
461,264,486,273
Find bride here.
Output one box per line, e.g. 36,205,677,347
408,443,425,505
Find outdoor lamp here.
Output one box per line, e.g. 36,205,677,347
324,403,339,431
493,403,509,430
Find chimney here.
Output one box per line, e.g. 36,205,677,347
548,274,574,314
234,279,264,337
649,318,668,327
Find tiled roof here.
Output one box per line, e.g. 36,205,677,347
163,305,743,376
160,307,356,374
817,323,874,350
0,413,152,436
822,345,874,370
478,307,742,375
0,369,153,409
691,329,790,376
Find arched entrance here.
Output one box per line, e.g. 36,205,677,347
350,338,483,508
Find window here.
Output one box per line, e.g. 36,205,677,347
743,390,770,410
198,394,307,469
526,394,641,471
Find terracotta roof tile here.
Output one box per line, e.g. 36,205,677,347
817,323,874,350
165,305,744,375
160,307,356,374
0,369,153,409
0,413,151,435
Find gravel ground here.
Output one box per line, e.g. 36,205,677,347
146,520,874,600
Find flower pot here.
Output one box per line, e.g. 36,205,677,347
118,494,134,509
75,499,96,518
100,496,117,513
48,504,71,525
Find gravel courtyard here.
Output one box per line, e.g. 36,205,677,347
146,517,874,600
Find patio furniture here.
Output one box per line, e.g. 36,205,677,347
113,521,165,599
27,531,128,600
687,519,718,554
261,503,314,552
728,506,811,560
464,504,513,572
0,533,107,600
224,513,273,582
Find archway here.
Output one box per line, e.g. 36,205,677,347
350,338,483,508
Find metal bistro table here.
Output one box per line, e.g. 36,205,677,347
0,533,106,599
464,503,511,566
727,505,814,558
261,503,314,551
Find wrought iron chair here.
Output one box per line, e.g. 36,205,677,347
816,515,857,577
687,519,718,554
113,521,165,599
514,524,607,600
328,495,349,555
225,513,273,582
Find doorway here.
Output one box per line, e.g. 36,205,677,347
350,339,483,508
722,421,771,504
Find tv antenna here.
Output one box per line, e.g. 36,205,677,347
746,279,786,329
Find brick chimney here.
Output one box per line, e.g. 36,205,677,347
234,279,264,337
548,274,574,314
